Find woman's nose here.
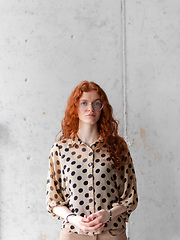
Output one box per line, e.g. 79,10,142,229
88,103,94,111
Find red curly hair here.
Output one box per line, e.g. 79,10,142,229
58,81,129,169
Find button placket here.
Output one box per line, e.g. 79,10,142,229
88,149,94,214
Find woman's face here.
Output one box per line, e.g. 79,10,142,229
77,90,102,126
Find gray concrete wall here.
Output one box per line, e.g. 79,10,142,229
0,1,179,240
126,1,180,240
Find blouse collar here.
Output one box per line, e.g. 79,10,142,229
66,135,103,148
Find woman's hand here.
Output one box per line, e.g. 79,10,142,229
68,215,104,233
87,209,110,225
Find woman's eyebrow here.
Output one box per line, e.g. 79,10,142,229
80,98,101,101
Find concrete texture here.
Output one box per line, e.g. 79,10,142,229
0,0,180,240
126,1,180,240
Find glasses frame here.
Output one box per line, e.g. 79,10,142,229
78,100,104,111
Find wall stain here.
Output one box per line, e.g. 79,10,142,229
39,233,47,240
154,152,162,162
140,127,146,147
132,139,140,149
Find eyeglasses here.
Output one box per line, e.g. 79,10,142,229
78,100,103,111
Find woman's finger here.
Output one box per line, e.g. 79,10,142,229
81,217,101,227
80,217,90,223
93,223,105,232
82,222,104,233
87,213,99,221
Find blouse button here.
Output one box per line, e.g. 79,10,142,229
88,162,93,167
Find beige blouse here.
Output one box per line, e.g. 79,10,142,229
46,136,138,236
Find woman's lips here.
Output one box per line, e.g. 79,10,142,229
86,114,95,117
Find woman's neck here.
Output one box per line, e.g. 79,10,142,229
77,123,99,146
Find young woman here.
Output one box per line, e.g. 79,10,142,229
46,81,138,240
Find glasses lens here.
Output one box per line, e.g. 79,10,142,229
93,101,103,111
79,101,88,110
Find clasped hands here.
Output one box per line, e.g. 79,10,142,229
69,209,110,233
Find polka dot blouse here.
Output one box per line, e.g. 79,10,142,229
46,136,138,236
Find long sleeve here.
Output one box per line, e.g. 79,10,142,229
46,143,69,220
112,149,138,222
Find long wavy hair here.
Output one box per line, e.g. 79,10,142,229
57,81,129,169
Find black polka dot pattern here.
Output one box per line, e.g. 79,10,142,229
46,136,138,236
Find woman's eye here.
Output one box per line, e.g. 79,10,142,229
94,102,100,106
81,102,87,106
